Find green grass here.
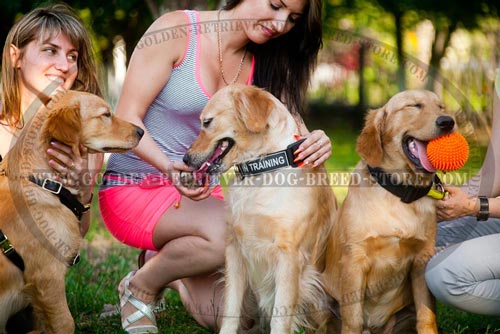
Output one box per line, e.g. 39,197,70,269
64,119,500,333
67,242,211,333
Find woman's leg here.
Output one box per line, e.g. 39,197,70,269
123,196,226,329
425,231,500,316
173,274,225,329
434,216,500,250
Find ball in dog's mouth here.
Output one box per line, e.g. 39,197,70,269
403,137,436,173
191,138,234,186
427,132,469,172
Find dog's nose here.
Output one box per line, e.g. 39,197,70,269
436,116,455,132
136,127,145,138
183,154,191,166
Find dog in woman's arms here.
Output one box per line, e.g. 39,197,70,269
0,91,143,334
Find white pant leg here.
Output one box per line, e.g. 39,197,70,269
426,230,500,316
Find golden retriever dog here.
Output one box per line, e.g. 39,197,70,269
322,90,454,334
183,84,337,334
0,91,143,334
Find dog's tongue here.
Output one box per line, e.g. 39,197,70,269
192,141,228,185
409,139,436,173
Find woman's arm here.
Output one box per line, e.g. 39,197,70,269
436,72,500,221
476,75,500,197
115,11,212,200
437,186,500,221
463,71,500,198
292,113,332,167
79,152,104,236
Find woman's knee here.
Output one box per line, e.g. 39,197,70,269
425,254,451,303
426,244,479,308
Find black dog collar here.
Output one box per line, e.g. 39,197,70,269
28,176,90,220
367,166,440,204
234,139,305,179
0,229,25,272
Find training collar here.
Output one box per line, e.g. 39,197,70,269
234,139,305,179
0,229,25,272
367,165,443,203
28,176,90,220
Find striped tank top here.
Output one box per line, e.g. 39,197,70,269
105,10,255,181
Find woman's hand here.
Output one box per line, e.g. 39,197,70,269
436,186,478,221
47,142,92,201
293,130,332,167
170,161,214,201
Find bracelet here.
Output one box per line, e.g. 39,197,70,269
476,196,489,221
82,193,93,214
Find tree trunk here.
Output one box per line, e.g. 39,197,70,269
425,20,458,91
358,43,366,109
394,10,406,91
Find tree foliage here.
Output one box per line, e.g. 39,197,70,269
0,0,498,115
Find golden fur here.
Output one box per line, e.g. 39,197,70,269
184,84,337,334
0,91,143,333
322,90,453,334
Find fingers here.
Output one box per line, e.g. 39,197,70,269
47,141,86,186
79,144,89,160
294,130,332,167
172,161,193,173
177,183,213,201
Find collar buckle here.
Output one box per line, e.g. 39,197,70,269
0,232,14,255
42,178,63,195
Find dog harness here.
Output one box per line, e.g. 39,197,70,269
0,168,82,269
0,155,25,271
367,165,445,203
28,176,90,220
0,229,25,272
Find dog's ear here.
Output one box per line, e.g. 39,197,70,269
233,87,274,133
356,107,386,166
43,102,82,151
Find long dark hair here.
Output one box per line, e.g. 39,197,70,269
223,0,322,114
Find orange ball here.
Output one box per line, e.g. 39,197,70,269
427,132,469,172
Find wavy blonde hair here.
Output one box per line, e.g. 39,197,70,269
1,3,102,128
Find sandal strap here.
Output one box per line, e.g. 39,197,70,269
123,324,158,334
122,295,155,324
120,272,159,333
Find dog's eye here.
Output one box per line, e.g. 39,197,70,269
202,118,213,128
410,103,422,108
102,112,112,118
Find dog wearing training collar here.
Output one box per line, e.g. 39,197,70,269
0,91,143,333
183,84,337,334
322,90,455,334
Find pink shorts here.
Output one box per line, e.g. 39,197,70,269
98,174,224,250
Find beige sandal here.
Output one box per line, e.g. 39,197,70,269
119,271,159,334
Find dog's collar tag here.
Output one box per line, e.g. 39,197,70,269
237,151,290,175
427,179,447,200
235,139,305,178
